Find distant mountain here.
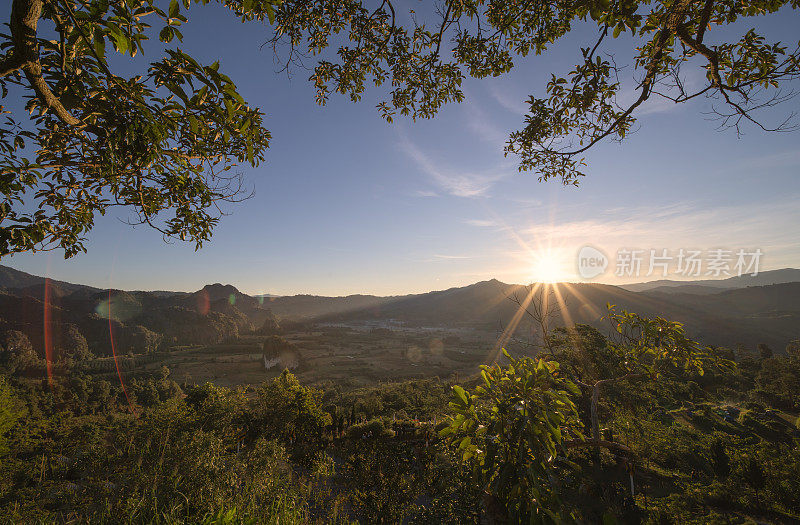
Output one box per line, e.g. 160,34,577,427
189,283,276,326
311,279,800,352
1,264,797,355
643,284,726,296
0,268,279,358
0,264,100,295
620,268,800,293
264,294,392,320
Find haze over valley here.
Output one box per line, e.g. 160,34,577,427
2,264,797,387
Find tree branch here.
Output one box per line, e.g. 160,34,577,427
10,0,81,126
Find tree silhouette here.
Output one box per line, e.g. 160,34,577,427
1,0,277,257
271,0,800,183
3,0,798,256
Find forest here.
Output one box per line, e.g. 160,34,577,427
2,305,799,523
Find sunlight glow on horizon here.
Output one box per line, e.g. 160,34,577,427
528,251,571,284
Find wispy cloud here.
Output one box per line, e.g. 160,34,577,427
397,130,509,198
487,82,528,114
507,196,543,207
483,198,799,284
462,93,510,146
520,199,799,255
414,189,439,197
464,219,498,227
433,254,473,260
730,149,800,171
617,91,680,116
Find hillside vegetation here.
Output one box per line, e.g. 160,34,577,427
1,313,799,523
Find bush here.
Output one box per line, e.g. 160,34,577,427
344,418,394,440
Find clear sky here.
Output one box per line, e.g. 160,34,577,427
5,3,800,296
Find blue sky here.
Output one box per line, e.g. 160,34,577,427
5,3,800,296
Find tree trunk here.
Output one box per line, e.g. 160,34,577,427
8,0,80,125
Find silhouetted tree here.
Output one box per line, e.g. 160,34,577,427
709,438,730,479
4,0,799,256
742,457,766,508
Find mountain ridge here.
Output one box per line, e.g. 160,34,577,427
1,264,797,352
3,263,798,301
619,267,800,292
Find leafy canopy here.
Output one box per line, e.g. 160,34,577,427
1,0,277,257
2,0,798,256
271,0,799,183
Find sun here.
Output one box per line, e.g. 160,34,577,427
530,252,567,283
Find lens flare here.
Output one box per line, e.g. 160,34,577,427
43,278,54,387
108,289,132,410
196,289,210,315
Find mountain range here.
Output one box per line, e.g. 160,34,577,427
1,264,798,358
619,268,800,293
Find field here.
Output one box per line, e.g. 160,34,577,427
81,325,499,387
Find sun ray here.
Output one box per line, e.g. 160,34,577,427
560,282,603,321
43,278,54,387
487,282,541,363
550,283,575,332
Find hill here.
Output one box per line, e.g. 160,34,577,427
620,268,800,292
0,274,279,358
1,265,797,355
311,279,799,352
0,264,100,295
263,293,392,320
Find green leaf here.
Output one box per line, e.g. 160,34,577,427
159,26,173,43
452,385,468,406
481,369,491,387
94,35,106,60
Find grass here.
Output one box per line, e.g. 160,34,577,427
84,326,496,388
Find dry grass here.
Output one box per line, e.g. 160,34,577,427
134,326,496,387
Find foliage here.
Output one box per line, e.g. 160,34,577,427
1,0,278,257
1,311,799,522
442,352,581,523
547,324,624,384
342,417,393,440
60,323,90,361
337,436,420,523
4,0,799,257
0,375,24,455
270,0,800,184
606,305,729,378
251,370,331,462
752,356,800,411
0,329,38,373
